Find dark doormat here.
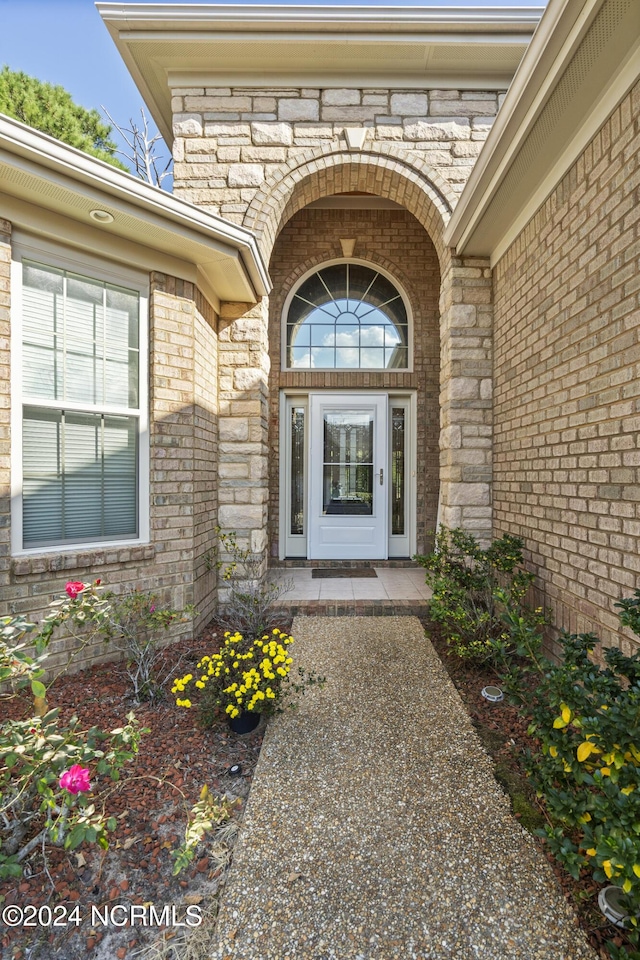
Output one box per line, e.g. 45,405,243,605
312,568,378,579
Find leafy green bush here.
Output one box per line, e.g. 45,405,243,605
420,531,640,957
1,707,143,879
527,629,640,938
415,527,542,667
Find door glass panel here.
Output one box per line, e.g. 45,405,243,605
290,406,305,536
391,406,405,535
322,411,373,515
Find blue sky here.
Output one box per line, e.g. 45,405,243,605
0,0,547,175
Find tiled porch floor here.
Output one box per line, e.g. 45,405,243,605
269,566,432,617
270,566,431,601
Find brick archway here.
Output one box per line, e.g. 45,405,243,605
217,143,493,578
242,144,456,269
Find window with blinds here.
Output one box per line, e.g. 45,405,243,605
20,261,141,549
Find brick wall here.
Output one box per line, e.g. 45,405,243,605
193,290,219,625
1,253,220,674
267,207,441,557
493,79,640,653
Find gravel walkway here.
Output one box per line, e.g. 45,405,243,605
208,616,597,960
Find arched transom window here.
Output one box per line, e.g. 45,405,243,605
285,263,409,370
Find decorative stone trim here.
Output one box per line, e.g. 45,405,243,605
11,546,157,579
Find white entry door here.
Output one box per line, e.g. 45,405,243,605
308,393,388,560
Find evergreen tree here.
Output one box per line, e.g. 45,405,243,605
0,65,128,170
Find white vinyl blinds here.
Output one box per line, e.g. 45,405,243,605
21,261,140,549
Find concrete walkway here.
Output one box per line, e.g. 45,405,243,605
208,617,597,960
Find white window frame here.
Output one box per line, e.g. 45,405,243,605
11,235,150,555
281,258,414,373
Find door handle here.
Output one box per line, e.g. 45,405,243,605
379,468,384,485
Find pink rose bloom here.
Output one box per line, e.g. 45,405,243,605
59,765,91,795
65,581,85,599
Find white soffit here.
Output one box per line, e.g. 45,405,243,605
445,0,640,262
0,114,269,305
97,4,543,145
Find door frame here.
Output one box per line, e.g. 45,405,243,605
278,390,416,560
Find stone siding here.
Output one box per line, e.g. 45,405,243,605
172,86,502,223
172,86,501,557
439,256,493,539
217,298,270,572
493,79,640,652
268,206,441,557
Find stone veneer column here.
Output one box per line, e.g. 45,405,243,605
217,298,270,588
0,220,11,596
439,255,493,543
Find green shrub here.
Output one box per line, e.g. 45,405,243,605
415,527,542,668
527,627,640,954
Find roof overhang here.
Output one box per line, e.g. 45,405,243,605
444,0,640,264
97,4,544,145
0,114,270,309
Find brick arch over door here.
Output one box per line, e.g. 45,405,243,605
242,145,456,269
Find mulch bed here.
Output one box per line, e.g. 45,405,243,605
3,618,634,960
1,626,264,960
428,626,632,960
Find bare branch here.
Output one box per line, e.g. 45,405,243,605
101,106,173,189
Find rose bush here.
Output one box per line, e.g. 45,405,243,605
0,581,145,880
